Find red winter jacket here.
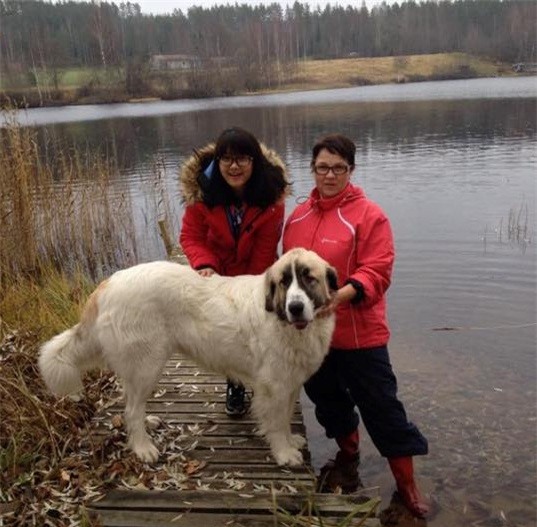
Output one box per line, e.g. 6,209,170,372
179,143,289,276
283,183,394,349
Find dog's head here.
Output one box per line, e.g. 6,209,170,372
264,248,338,329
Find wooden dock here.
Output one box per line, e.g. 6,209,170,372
90,247,380,524
89,355,381,526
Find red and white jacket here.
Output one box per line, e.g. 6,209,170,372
283,183,394,349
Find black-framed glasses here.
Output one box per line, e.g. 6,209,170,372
313,163,351,176
218,155,253,168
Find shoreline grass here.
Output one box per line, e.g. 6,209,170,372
0,112,161,524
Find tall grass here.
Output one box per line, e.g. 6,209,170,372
506,203,530,244
0,111,171,525
0,109,138,496
482,202,533,255
0,111,139,286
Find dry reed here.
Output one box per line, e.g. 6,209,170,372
0,111,138,286
0,109,154,525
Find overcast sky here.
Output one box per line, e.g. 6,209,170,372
131,1,389,16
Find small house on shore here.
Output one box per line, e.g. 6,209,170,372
150,54,201,71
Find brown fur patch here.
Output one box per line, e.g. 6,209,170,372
273,263,292,320
80,279,109,326
295,262,331,309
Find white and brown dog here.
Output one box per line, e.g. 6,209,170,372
39,248,337,466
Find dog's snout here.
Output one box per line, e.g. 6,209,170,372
288,300,304,317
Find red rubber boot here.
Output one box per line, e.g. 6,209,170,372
336,429,360,461
317,430,361,493
388,456,429,518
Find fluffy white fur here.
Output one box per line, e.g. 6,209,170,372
39,248,336,466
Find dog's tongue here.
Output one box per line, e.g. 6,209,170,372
294,321,308,330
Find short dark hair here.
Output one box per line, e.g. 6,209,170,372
200,127,287,209
311,134,356,167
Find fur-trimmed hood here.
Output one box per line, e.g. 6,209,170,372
180,142,290,205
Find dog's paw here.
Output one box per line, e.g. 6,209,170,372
131,440,159,463
274,446,303,467
289,434,306,449
145,415,163,430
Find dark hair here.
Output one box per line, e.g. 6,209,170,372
199,127,287,209
311,134,356,167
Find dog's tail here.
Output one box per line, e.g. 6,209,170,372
38,323,102,398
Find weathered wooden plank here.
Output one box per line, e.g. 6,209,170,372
100,409,303,424
88,510,278,527
186,465,313,480
149,394,228,403
159,378,251,387
93,489,378,514
91,490,381,526
90,447,309,465
87,438,304,463
109,398,300,413
170,480,314,493
91,509,381,527
156,384,244,393
164,360,204,368
155,394,227,402
93,421,306,435
148,435,269,449
143,396,300,410
90,433,276,450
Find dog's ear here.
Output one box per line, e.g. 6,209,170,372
264,271,276,312
326,267,338,293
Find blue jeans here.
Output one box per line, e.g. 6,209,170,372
304,345,428,458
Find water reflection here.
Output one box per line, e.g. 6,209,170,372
16,80,537,526
33,96,536,177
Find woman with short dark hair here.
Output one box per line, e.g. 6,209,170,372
180,127,290,415
283,133,429,518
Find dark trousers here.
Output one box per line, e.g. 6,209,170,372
304,345,428,458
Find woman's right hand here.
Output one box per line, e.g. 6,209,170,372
315,283,357,318
197,267,216,278
315,295,339,318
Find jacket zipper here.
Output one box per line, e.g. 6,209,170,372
231,208,264,259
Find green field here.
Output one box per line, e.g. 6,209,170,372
1,66,123,90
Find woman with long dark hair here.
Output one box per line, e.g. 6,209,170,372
179,127,289,415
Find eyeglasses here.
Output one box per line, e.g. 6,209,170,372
312,163,351,176
219,155,253,168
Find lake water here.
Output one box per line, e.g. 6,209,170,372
10,77,536,526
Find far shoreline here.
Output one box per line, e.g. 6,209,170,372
4,76,536,130
2,53,529,111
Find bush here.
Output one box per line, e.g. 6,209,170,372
430,63,478,80
125,60,150,97
348,76,373,86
